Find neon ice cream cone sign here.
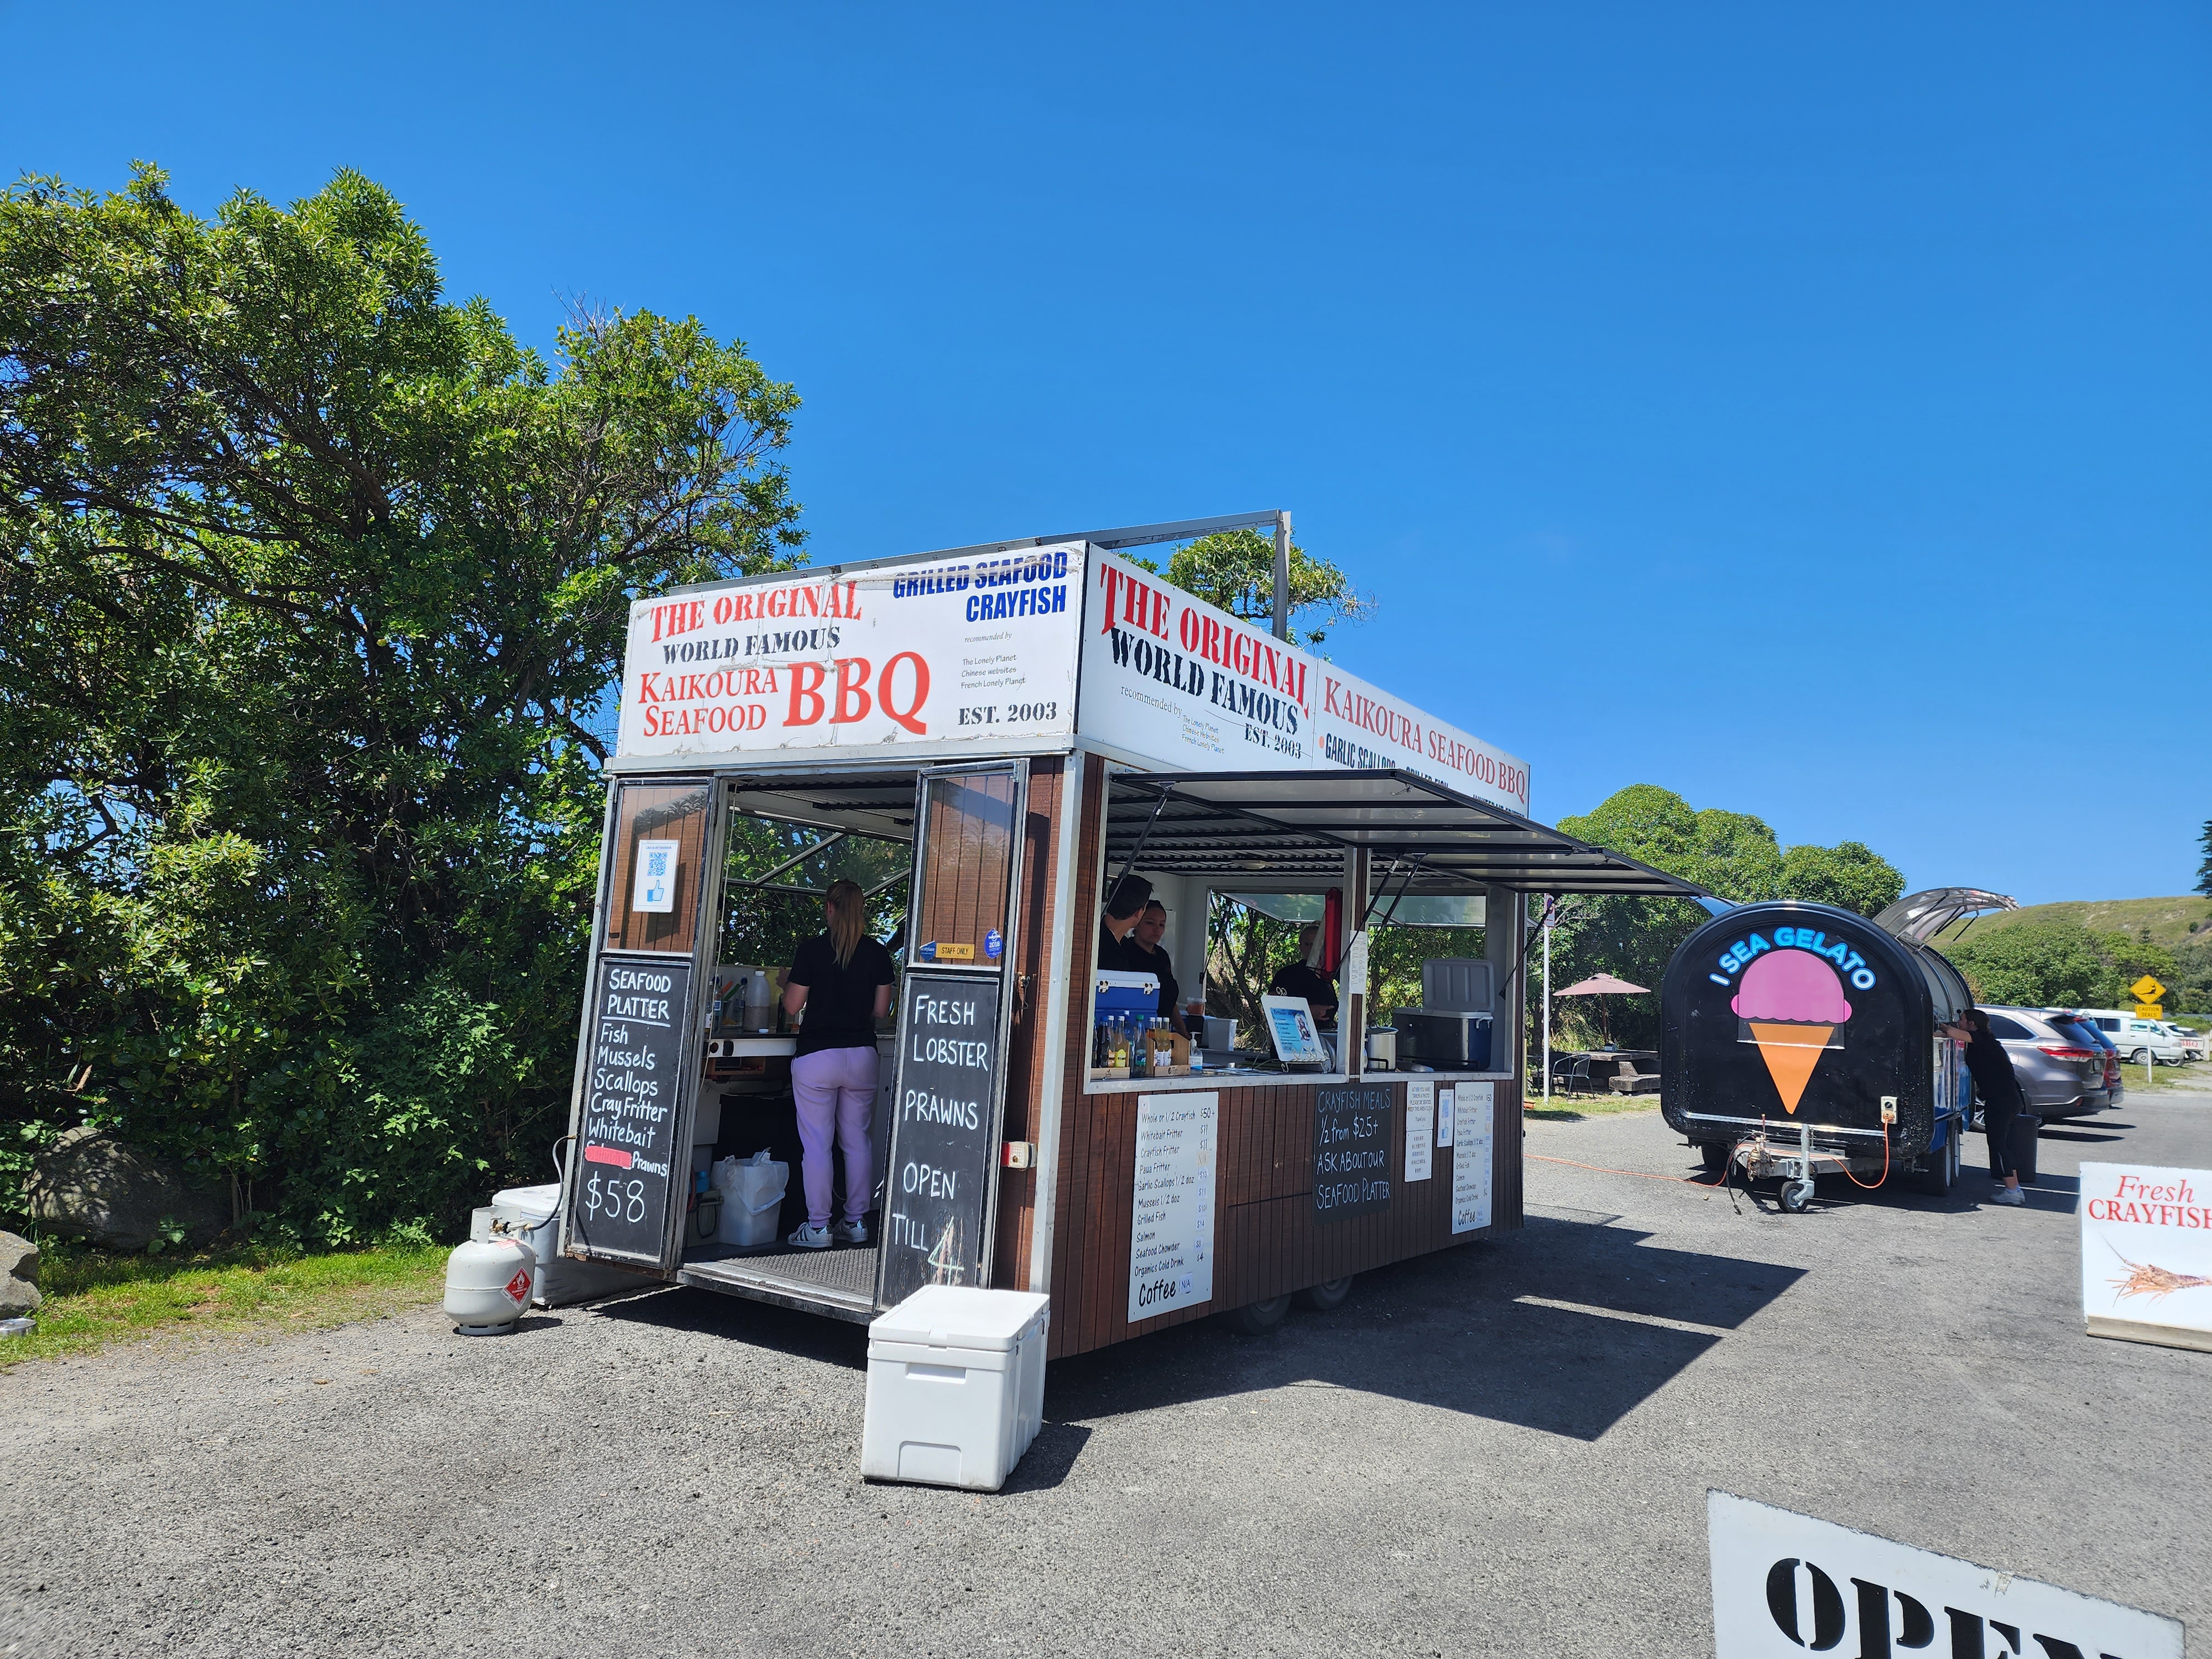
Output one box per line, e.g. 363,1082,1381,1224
1705,925,1878,1116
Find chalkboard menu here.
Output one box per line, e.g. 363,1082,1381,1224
878,971,1004,1307
568,955,696,1265
1314,1083,1392,1219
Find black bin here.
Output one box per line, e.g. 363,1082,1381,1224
1985,1109,2038,1186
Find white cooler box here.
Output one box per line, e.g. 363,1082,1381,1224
862,1287,1050,1492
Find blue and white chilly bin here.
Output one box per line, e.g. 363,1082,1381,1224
862,1287,1050,1491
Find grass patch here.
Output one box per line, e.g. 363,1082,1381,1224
1,1238,448,1371
2114,1062,2210,1095
1525,1091,1664,1121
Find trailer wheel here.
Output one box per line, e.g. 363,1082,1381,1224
1698,1141,1729,1176
1913,1131,1957,1197
1295,1276,1354,1311
1227,1295,1292,1335
1780,1178,1814,1213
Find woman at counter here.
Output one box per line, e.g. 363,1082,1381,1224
781,879,896,1249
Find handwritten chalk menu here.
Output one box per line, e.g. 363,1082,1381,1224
1128,1092,1218,1323
571,956,695,1264
1452,1082,1494,1234
879,972,1003,1308
1404,1081,1434,1182
1314,1083,1392,1219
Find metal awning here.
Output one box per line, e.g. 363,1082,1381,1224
1104,769,1709,899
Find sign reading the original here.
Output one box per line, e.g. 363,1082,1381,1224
1404,1080,1434,1182
878,972,1004,1308
1451,1081,1493,1234
1708,1491,2182,1658
570,956,696,1264
2080,1161,2212,1350
1127,1092,1218,1324
615,545,1083,765
1078,550,1530,812
1314,1084,1392,1219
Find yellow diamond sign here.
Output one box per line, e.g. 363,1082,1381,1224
2130,975,2168,1004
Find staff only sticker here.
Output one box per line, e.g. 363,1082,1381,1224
2080,1161,2212,1351
1708,1491,2182,1658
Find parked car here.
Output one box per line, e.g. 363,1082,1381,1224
1979,1006,2116,1120
2071,1009,2191,1065
2046,1010,2126,1104
2158,1022,2206,1062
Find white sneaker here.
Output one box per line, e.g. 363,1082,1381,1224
831,1218,869,1245
787,1222,833,1249
1991,1186,2027,1206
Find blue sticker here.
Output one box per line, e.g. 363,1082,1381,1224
984,928,1004,959
919,941,937,961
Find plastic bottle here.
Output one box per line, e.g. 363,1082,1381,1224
1130,1018,1147,1078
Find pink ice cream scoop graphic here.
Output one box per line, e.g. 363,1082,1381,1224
1732,950,1853,1114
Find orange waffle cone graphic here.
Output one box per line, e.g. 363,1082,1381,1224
1746,1022,1833,1114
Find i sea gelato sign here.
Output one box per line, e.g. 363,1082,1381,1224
1708,924,1878,1115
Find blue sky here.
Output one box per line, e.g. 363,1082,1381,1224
7,2,2206,903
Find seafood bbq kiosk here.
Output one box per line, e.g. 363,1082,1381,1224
557,512,1703,1360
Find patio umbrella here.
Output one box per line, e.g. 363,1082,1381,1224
1555,972,1651,1046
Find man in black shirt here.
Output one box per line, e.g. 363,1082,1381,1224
1942,1007,2027,1207
1123,900,1186,1035
1096,874,1152,974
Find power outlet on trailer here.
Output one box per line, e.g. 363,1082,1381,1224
1880,1097,1897,1125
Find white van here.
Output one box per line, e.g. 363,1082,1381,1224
2160,1021,2207,1062
2073,1009,2190,1063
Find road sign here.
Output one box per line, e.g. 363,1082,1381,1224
2135,1003,2163,1019
2130,975,2167,1004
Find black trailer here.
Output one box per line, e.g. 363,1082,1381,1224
1660,901,1974,1209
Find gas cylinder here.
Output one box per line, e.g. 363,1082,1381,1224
442,1235,538,1334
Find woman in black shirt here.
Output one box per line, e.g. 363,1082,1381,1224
1267,923,1339,1026
1941,1008,2027,1207
781,879,896,1248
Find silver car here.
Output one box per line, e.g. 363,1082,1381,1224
1980,1006,2115,1121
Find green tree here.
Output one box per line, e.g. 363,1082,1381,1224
1778,840,1906,917
0,165,802,1239
1944,922,2111,1008
2197,820,2211,897
1139,528,1369,648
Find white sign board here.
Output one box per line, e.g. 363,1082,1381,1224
1436,1084,1454,1147
1077,551,1531,813
2080,1161,2212,1350
614,545,1083,766
1708,1490,2181,1658
631,838,679,912
1451,1082,1493,1233
1128,1092,1217,1324
1404,1081,1434,1182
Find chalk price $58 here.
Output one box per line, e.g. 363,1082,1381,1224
584,1171,648,1225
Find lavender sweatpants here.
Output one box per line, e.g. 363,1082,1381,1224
791,1045,877,1227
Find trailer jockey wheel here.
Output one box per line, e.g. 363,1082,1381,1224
1228,1295,1293,1334
1295,1276,1354,1311
1781,1178,1815,1213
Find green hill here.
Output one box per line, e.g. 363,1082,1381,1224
1932,895,2212,953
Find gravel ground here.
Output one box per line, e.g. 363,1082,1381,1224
6,1088,2208,1657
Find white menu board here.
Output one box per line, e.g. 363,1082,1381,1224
1451,1082,1494,1234
1404,1081,1434,1181
1128,1092,1218,1324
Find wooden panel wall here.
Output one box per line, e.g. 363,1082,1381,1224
911,771,1018,961
602,779,714,956
989,758,1066,1289
1046,1076,1525,1359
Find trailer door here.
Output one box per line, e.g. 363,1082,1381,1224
877,760,1027,1309
559,774,726,1271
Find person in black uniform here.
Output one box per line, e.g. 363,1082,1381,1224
1096,874,1152,974
1942,1007,2027,1206
1267,922,1339,1027
1123,900,1186,1035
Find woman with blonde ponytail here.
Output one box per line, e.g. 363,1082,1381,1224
779,878,895,1248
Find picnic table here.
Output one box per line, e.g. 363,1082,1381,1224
1548,1048,1661,1095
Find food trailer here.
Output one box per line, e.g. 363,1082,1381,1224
1659,900,1975,1211
557,511,1703,1359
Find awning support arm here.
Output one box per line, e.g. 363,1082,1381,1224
1106,782,1175,909
1363,852,1429,930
